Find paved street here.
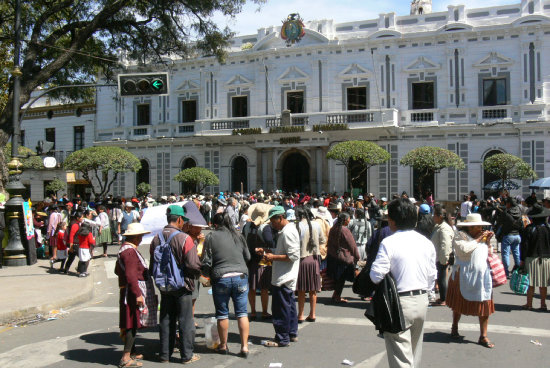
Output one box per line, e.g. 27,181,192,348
0,246,548,368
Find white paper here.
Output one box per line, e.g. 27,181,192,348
269,364,283,368
342,359,354,366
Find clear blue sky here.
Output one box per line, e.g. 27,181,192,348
212,0,520,36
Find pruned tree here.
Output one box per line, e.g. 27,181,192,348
483,153,537,190
45,177,66,196
174,167,219,193
326,140,390,194
0,0,264,191
400,146,465,199
136,182,151,198
3,143,43,170
63,146,141,199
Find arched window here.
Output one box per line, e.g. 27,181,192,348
483,149,504,198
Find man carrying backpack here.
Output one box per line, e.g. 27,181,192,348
149,205,201,364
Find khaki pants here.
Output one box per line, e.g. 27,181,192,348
383,293,429,368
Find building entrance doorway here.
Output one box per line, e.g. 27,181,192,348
281,152,310,193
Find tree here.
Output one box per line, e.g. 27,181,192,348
3,143,43,170
45,177,66,196
63,146,141,199
400,146,465,199
326,141,390,193
0,0,263,191
136,182,151,198
174,167,219,193
483,153,537,189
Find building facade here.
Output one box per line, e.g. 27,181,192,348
22,0,550,201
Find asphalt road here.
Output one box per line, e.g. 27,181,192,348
0,244,548,368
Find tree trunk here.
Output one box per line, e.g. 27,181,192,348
347,165,353,196
0,130,10,193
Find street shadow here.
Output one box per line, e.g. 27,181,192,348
423,331,475,345
316,296,369,310
494,303,523,313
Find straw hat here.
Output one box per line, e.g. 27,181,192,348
249,203,273,226
457,213,491,227
123,223,151,236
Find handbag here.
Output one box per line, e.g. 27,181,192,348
336,247,353,265
509,268,530,295
487,253,507,287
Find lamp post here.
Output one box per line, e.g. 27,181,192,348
3,0,28,266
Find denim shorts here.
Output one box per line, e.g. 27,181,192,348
212,275,249,320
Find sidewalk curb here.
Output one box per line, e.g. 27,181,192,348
0,274,95,325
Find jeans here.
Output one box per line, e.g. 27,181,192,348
159,289,195,361
436,262,448,302
212,275,249,319
271,285,298,346
501,234,521,277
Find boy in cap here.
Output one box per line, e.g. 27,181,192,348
149,205,201,364
262,206,300,347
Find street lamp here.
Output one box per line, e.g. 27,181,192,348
3,0,28,266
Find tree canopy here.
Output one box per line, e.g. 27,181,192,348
483,153,537,183
174,167,219,193
0,0,263,190
63,146,141,198
326,141,390,193
45,177,66,195
400,146,465,199
3,142,43,170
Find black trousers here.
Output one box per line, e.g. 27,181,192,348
64,249,77,272
436,262,449,302
159,289,195,361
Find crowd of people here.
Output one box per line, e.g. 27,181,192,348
10,187,550,367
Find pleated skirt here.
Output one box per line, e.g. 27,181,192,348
446,269,495,317
526,257,550,287
96,227,112,244
297,255,321,292
248,262,272,291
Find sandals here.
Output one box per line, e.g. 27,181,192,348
521,304,533,311
478,336,495,349
118,358,142,368
261,313,272,320
450,325,463,340
538,305,548,311
305,317,316,322
215,346,229,355
263,340,288,347
130,354,143,360
331,297,348,304
182,354,201,364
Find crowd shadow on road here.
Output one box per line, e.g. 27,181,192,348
423,331,476,345
317,296,368,310
494,303,523,313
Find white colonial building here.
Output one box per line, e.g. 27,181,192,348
21,0,550,201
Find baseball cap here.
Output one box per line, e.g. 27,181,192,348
419,204,431,214
167,205,189,221
268,206,286,219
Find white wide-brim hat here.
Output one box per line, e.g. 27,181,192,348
123,223,151,236
124,202,134,208
457,213,491,227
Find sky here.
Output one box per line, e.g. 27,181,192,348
212,0,521,36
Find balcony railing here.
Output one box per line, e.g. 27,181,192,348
411,111,434,122
178,125,194,133
133,127,148,136
327,111,374,124
482,108,507,119
211,120,250,130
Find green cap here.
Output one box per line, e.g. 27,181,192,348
268,205,286,219
168,205,189,221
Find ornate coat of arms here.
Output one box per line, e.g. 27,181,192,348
281,13,306,47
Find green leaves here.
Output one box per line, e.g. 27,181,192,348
3,143,44,170
64,146,141,198
45,177,66,195
483,153,537,181
174,167,219,192
326,141,390,168
136,182,151,198
400,146,465,172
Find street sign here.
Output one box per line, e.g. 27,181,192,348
118,72,169,96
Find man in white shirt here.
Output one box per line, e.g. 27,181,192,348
263,206,300,347
370,198,437,368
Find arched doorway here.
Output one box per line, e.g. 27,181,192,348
349,159,368,195
413,168,435,200
483,149,504,199
231,156,248,193
136,159,150,187
281,152,310,193
181,157,197,193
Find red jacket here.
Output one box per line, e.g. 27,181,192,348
78,233,95,249
57,230,67,251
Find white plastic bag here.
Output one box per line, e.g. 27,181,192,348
204,317,220,349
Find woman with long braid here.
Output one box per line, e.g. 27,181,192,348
326,212,359,303
295,206,325,322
